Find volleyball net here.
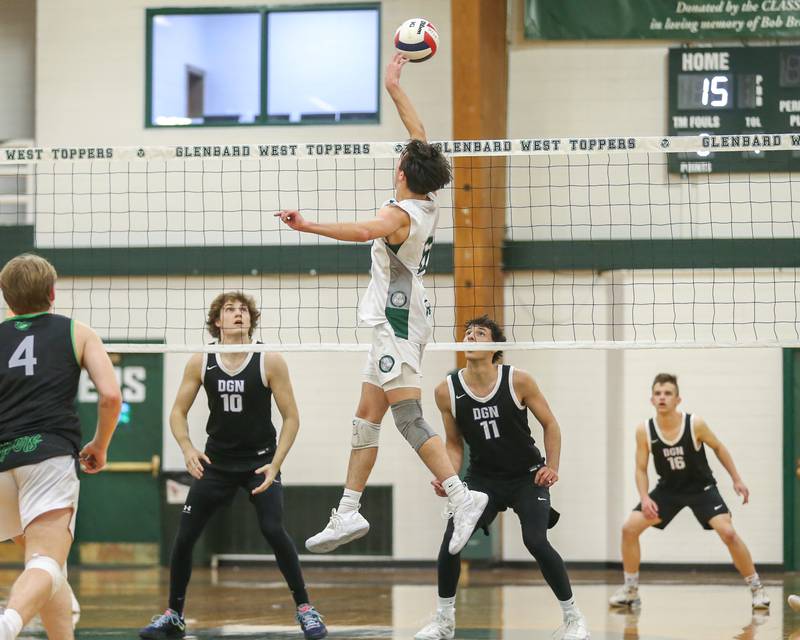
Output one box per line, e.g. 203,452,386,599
1,133,800,352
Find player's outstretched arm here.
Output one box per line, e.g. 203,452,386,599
170,354,208,479
75,321,122,473
514,369,560,486
253,353,299,495
385,53,426,142
275,204,408,242
431,381,462,497
695,418,749,504
634,424,658,519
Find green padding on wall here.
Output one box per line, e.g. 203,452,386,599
6,225,800,273
0,226,34,266
505,238,800,270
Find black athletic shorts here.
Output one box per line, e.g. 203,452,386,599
634,483,729,530
464,469,560,533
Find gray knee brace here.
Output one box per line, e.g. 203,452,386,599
351,417,381,449
390,399,437,451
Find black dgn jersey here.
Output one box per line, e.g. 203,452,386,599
201,349,276,470
448,365,544,478
0,313,82,471
649,413,716,493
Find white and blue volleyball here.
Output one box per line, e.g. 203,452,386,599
394,18,439,63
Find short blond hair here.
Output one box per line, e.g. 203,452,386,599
0,254,57,314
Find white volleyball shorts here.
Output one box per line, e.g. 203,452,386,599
362,322,425,390
0,455,80,542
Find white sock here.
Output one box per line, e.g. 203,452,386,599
437,595,456,613
624,571,639,588
337,488,362,514
745,572,761,588
558,596,579,616
442,475,469,505
0,609,23,639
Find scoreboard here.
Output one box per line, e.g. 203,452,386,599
668,46,800,174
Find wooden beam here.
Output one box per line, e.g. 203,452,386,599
451,0,508,360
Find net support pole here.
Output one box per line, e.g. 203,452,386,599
451,0,508,365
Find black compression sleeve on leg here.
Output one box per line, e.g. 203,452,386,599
251,480,309,606
169,470,236,614
520,511,573,601
438,520,460,598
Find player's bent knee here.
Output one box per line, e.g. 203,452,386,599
716,525,737,545
390,399,436,451
26,554,65,599
622,518,647,538
351,417,381,449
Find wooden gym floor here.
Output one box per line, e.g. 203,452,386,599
2,565,800,639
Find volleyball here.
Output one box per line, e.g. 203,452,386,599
394,18,439,62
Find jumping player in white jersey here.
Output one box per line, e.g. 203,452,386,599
276,53,487,555
0,254,122,640
609,373,769,611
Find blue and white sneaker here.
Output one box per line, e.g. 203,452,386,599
139,608,186,639
296,603,328,639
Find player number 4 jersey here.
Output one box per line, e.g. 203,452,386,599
358,195,439,343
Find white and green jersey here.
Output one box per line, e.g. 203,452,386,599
358,195,438,343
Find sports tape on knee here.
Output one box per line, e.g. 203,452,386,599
351,418,381,449
390,399,437,451
26,554,65,599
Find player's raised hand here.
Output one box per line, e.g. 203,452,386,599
183,446,210,479
641,495,659,520
79,439,108,474
431,479,447,497
275,209,308,232
252,463,279,495
734,480,750,504
534,465,559,487
385,53,409,89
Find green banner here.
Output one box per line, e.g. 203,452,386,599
525,0,800,40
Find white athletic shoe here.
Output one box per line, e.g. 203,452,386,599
751,584,770,609
305,508,370,553
414,609,455,640
789,594,800,612
609,585,641,608
448,490,489,554
554,611,590,640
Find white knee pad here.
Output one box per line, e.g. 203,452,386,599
351,417,381,449
26,554,65,599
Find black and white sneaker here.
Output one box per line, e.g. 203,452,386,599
296,603,328,639
139,608,186,639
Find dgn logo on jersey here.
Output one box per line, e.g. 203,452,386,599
218,379,244,393
473,406,499,420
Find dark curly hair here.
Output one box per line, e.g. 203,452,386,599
399,139,452,194
465,315,506,364
206,291,260,340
